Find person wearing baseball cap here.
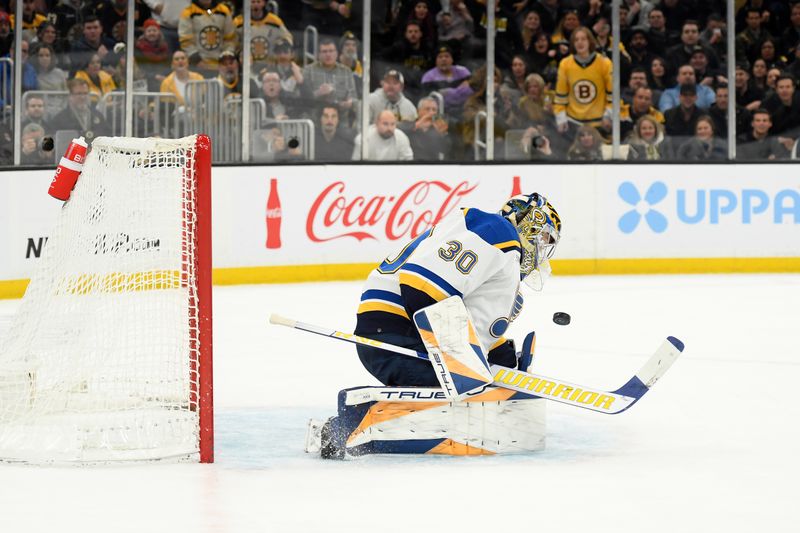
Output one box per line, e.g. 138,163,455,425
366,69,418,124
664,82,704,141
420,44,471,109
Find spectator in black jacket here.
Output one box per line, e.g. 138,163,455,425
737,107,790,160
664,83,704,142
708,84,751,139
69,15,116,74
379,20,433,102
314,104,355,162
762,73,800,148
51,78,110,142
398,96,452,161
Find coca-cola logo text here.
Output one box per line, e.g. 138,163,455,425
307,180,478,242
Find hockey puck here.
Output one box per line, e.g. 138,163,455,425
552,312,571,326
41,136,54,152
287,137,300,149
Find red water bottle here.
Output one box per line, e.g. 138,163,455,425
510,175,522,197
48,136,88,201
266,178,282,249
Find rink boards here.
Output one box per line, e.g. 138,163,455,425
1,163,799,297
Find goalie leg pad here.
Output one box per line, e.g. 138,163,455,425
327,386,546,457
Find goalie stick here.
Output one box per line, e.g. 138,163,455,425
269,314,683,415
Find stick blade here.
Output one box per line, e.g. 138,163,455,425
636,336,684,389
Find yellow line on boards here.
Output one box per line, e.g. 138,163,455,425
2,258,799,299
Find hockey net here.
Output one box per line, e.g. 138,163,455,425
0,135,213,464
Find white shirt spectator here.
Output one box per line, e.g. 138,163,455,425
352,112,414,161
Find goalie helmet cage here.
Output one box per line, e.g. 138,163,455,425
0,135,213,464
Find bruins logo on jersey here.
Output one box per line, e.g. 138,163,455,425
199,26,222,51
251,36,269,61
572,80,597,104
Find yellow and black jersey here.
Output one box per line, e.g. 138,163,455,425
10,12,47,34
233,12,292,63
178,1,235,67
554,53,613,125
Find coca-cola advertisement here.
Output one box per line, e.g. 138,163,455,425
213,166,562,269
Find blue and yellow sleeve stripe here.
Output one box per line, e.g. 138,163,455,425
357,289,409,319
399,263,462,303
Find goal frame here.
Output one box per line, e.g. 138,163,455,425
194,134,214,464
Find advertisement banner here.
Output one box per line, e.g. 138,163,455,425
211,165,565,267
601,165,800,258
1,163,799,291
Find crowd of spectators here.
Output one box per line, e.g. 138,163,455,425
2,0,800,165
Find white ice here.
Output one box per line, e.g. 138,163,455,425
1,274,798,533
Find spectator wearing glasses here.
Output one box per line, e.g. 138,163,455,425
664,82,704,143
258,71,298,120
352,109,414,161
302,38,356,117
737,107,789,160
52,77,110,142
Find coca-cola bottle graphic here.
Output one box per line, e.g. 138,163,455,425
266,178,282,249
510,175,522,197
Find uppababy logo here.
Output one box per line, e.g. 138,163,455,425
618,181,668,233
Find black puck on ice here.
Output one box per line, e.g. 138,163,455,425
553,312,571,326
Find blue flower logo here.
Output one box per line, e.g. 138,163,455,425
618,181,668,233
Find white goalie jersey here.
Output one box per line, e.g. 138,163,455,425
356,208,523,356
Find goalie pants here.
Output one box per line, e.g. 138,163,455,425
355,331,440,387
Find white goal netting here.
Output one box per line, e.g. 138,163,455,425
0,135,212,464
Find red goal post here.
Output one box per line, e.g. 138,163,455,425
0,134,214,464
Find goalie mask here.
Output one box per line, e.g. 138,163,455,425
500,192,562,290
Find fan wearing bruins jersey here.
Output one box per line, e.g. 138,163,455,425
554,26,613,132
354,193,562,387
233,0,292,71
178,0,235,73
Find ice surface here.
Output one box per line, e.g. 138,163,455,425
1,274,798,532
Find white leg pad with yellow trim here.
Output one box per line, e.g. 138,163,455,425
317,386,546,457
